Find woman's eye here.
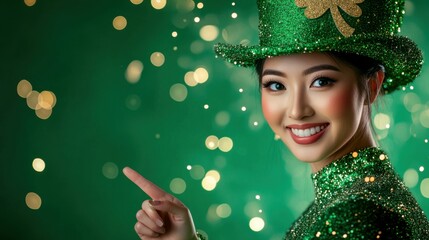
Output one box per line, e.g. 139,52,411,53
262,81,286,91
311,77,336,88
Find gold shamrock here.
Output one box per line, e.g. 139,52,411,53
295,0,364,37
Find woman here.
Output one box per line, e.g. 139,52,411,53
124,0,429,239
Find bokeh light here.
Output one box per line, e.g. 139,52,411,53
374,113,391,130
169,83,188,102
216,203,232,218
126,60,144,83
18,80,57,120
215,111,230,126
249,217,265,232
170,178,186,194
244,201,262,217
176,0,195,12
184,71,198,87
205,135,219,150
102,162,119,179
202,175,217,191
207,204,220,222
403,169,419,188
126,94,141,110
17,79,32,98
218,137,233,152
113,16,127,30
150,52,165,67
206,170,220,183
189,165,205,180
194,67,209,84
35,108,52,120
38,91,56,110
419,109,429,128
421,178,429,198
130,0,144,5
32,158,45,172
25,192,42,210
199,25,219,41
403,92,421,112
24,0,36,7
26,91,39,110
151,0,167,10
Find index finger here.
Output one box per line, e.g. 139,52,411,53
123,166,169,200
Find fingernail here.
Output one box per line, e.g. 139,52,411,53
149,200,162,206
156,219,164,227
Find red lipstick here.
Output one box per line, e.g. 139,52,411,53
286,123,329,145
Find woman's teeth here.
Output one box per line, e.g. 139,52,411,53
291,125,325,137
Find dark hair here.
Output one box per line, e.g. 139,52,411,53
326,52,385,102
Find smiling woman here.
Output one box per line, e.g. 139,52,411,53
258,52,383,172
123,0,429,239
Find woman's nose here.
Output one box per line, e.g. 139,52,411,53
287,91,314,120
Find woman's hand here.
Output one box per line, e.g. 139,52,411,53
123,167,198,240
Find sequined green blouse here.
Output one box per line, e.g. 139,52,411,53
285,147,429,239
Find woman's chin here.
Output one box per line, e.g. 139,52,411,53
282,139,333,166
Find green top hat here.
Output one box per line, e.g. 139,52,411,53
214,0,423,94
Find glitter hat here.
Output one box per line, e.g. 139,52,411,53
214,0,423,94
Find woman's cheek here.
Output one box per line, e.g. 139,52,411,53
325,89,354,118
261,95,278,124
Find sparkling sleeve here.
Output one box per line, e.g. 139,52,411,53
305,198,411,239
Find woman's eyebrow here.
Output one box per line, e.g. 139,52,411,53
262,69,287,77
303,64,340,75
262,64,340,77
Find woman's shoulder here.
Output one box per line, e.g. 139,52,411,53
309,197,410,239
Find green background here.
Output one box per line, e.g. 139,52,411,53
1,0,428,239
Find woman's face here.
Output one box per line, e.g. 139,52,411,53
261,53,370,171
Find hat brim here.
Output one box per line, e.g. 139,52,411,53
214,34,422,94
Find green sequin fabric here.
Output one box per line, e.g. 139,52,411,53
214,0,423,94
285,147,429,239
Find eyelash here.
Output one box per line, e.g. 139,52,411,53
311,76,337,88
262,80,285,91
262,76,337,91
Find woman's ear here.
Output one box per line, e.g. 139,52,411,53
368,69,385,104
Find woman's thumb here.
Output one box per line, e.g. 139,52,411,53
149,200,189,222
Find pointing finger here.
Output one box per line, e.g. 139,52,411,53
123,166,169,200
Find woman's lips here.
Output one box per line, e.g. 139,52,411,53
286,123,330,145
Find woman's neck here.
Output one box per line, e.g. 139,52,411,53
310,120,377,173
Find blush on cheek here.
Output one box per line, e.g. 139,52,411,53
261,96,270,119
326,89,354,117
261,96,275,123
